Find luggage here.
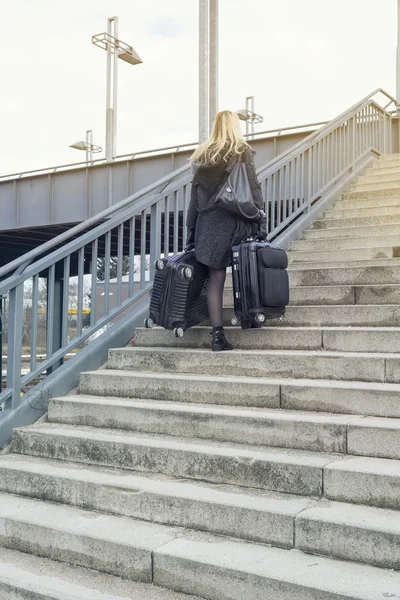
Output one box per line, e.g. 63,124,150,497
145,250,210,337
231,240,289,329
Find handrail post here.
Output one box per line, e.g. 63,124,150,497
6,284,24,410
47,276,64,375
150,201,162,281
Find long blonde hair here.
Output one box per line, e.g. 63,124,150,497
191,110,248,166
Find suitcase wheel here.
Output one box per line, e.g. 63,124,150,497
180,266,194,280
155,259,165,271
231,316,240,326
144,318,154,329
174,327,184,338
278,315,285,323
255,313,266,324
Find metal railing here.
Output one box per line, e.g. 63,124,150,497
0,121,327,182
0,88,396,442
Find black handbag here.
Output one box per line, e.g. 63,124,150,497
214,160,261,223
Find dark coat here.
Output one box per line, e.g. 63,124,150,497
186,146,264,269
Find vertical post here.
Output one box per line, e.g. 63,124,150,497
397,0,400,114
6,284,24,411
106,17,117,162
47,278,64,375
209,0,218,133
199,0,209,143
0,296,3,398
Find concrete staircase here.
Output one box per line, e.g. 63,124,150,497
1,154,400,598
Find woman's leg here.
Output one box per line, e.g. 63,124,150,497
207,267,226,328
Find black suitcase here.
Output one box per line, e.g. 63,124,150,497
231,240,289,329
145,250,210,337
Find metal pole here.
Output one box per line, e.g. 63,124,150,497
397,0,400,113
106,18,113,162
85,130,89,164
199,0,209,143
112,17,119,159
209,0,218,134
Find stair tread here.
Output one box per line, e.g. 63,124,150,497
0,491,399,599
110,346,400,359
288,258,400,270
0,546,199,600
93,368,400,391
16,421,341,466
0,454,318,515
0,454,399,536
52,394,365,425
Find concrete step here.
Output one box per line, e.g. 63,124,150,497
312,214,400,229
0,546,201,600
154,533,400,600
343,186,400,200
254,304,400,327
79,369,400,418
336,195,400,210
135,325,400,353
0,491,183,582
295,499,400,571
325,204,400,220
0,456,399,572
368,165,400,176
225,282,400,308
372,154,400,168
290,234,400,251
358,171,400,183
350,180,400,192
49,396,360,454
12,422,338,496
288,247,395,263
0,454,314,548
288,264,400,286
289,257,400,271
106,347,399,383
302,222,400,239
291,283,400,305
324,454,400,509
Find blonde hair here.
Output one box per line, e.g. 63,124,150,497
191,110,248,166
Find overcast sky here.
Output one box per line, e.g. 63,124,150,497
0,0,397,175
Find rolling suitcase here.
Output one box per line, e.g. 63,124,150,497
145,250,210,337
231,240,289,329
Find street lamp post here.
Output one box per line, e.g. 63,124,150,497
236,97,263,139
92,17,143,162
199,0,219,142
70,130,102,164
397,0,400,113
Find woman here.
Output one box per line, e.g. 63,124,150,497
186,110,265,352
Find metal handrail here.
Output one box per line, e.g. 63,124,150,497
0,88,397,440
0,121,327,182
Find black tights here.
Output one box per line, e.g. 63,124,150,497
207,268,226,328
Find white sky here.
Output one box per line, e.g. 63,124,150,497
0,0,397,175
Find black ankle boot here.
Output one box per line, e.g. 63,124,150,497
211,328,234,352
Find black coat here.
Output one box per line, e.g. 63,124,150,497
186,146,264,269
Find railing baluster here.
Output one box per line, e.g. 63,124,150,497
104,231,111,314
30,275,39,372
150,201,162,281
128,217,135,297
62,256,70,346
164,196,170,258
90,240,98,327
77,247,84,337
140,211,146,289
6,283,24,410
46,264,55,359
173,190,179,254
116,224,124,308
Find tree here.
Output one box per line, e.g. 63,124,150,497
96,257,130,282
